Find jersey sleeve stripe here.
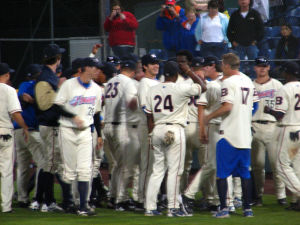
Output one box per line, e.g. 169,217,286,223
9,109,22,114
274,108,286,113
220,100,233,104
144,108,152,114
197,102,207,106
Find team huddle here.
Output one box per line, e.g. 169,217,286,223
0,43,300,218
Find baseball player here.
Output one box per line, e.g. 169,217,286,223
33,43,70,212
251,57,286,206
204,53,259,218
54,57,103,216
103,60,141,211
0,62,29,213
137,54,160,209
182,56,223,215
264,62,300,207
144,61,206,217
14,64,45,207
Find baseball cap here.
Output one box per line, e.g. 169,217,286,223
281,61,300,76
81,57,103,69
0,63,15,76
121,60,137,70
165,0,176,5
106,56,121,65
141,54,160,66
72,58,84,73
255,56,269,67
164,61,179,77
191,57,205,67
203,56,220,66
100,62,118,80
26,64,42,77
43,44,65,58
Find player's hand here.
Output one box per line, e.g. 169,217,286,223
22,93,35,104
110,10,117,20
73,116,84,129
199,127,208,144
23,128,29,143
263,106,271,114
92,44,103,55
96,137,103,150
179,63,191,75
290,131,300,142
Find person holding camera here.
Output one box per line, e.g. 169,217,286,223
104,0,138,59
156,0,185,58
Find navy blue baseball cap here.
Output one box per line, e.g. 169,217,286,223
121,60,137,70
81,57,103,69
43,44,65,58
106,56,121,65
141,54,160,66
0,63,15,76
255,56,270,67
203,56,220,66
281,61,300,77
100,62,118,80
26,64,42,77
191,57,205,67
164,61,179,77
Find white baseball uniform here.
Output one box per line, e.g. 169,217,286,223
54,77,102,182
144,81,202,211
137,77,159,204
0,83,22,212
274,81,300,197
251,78,286,200
103,73,140,204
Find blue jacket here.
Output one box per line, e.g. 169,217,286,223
156,8,185,51
179,17,200,54
14,81,39,130
195,12,229,51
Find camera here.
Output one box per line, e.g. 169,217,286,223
165,5,170,9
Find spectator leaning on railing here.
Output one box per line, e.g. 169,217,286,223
104,0,138,59
227,0,264,71
156,0,185,58
195,0,229,59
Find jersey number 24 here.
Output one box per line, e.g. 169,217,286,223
154,95,173,112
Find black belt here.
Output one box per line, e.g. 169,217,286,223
111,122,137,128
166,123,173,125
253,120,275,124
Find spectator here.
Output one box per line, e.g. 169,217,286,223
179,9,200,55
156,0,185,57
104,0,138,59
275,24,300,65
227,0,264,66
195,0,229,59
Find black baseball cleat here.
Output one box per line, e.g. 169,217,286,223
180,195,194,216
134,202,145,212
278,198,288,206
77,208,97,216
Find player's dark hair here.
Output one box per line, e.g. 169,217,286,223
208,0,219,9
215,63,222,72
42,54,62,66
176,50,193,63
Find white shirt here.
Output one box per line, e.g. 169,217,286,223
220,74,259,148
252,78,283,122
198,77,222,124
275,81,300,126
201,14,224,42
104,74,139,124
145,82,202,127
54,77,103,128
138,77,160,125
0,83,22,129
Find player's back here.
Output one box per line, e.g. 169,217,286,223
145,82,201,126
275,81,300,126
220,74,259,148
104,74,138,123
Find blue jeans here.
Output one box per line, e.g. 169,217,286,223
200,42,229,59
111,46,134,59
234,44,259,77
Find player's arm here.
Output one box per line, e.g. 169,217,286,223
146,113,155,134
263,106,285,121
179,63,207,92
52,104,84,128
11,112,29,142
205,102,233,124
198,105,208,144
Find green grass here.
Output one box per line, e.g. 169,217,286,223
1,190,299,225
